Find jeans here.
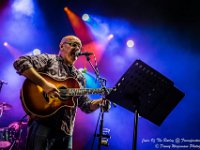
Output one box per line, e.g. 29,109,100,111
26,121,72,150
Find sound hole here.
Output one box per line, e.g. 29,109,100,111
42,86,70,102
43,92,49,102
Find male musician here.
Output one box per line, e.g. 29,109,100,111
13,35,109,150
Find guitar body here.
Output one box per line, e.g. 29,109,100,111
21,74,80,118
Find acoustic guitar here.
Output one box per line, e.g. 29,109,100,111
21,73,112,118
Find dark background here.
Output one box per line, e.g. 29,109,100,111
0,0,200,149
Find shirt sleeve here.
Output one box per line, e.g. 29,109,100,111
13,53,50,75
78,95,93,113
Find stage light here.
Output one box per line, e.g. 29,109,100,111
12,0,34,16
64,7,68,12
3,42,8,46
82,14,90,21
107,34,114,40
32,48,41,55
127,40,134,48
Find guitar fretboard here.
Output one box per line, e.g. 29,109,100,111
60,88,112,96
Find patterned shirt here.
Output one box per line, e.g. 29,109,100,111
13,53,93,135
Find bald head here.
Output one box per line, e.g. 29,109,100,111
58,35,82,66
59,35,82,49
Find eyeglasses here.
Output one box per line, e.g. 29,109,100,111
63,42,82,49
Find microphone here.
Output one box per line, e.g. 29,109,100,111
75,51,93,57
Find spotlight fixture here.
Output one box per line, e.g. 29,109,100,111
127,40,134,48
82,14,90,21
3,42,8,46
32,48,41,55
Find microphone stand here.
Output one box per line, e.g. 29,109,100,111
84,55,109,150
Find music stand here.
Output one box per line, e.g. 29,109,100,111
106,59,185,150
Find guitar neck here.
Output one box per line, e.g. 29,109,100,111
65,88,112,96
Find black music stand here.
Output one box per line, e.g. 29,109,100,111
106,59,185,150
